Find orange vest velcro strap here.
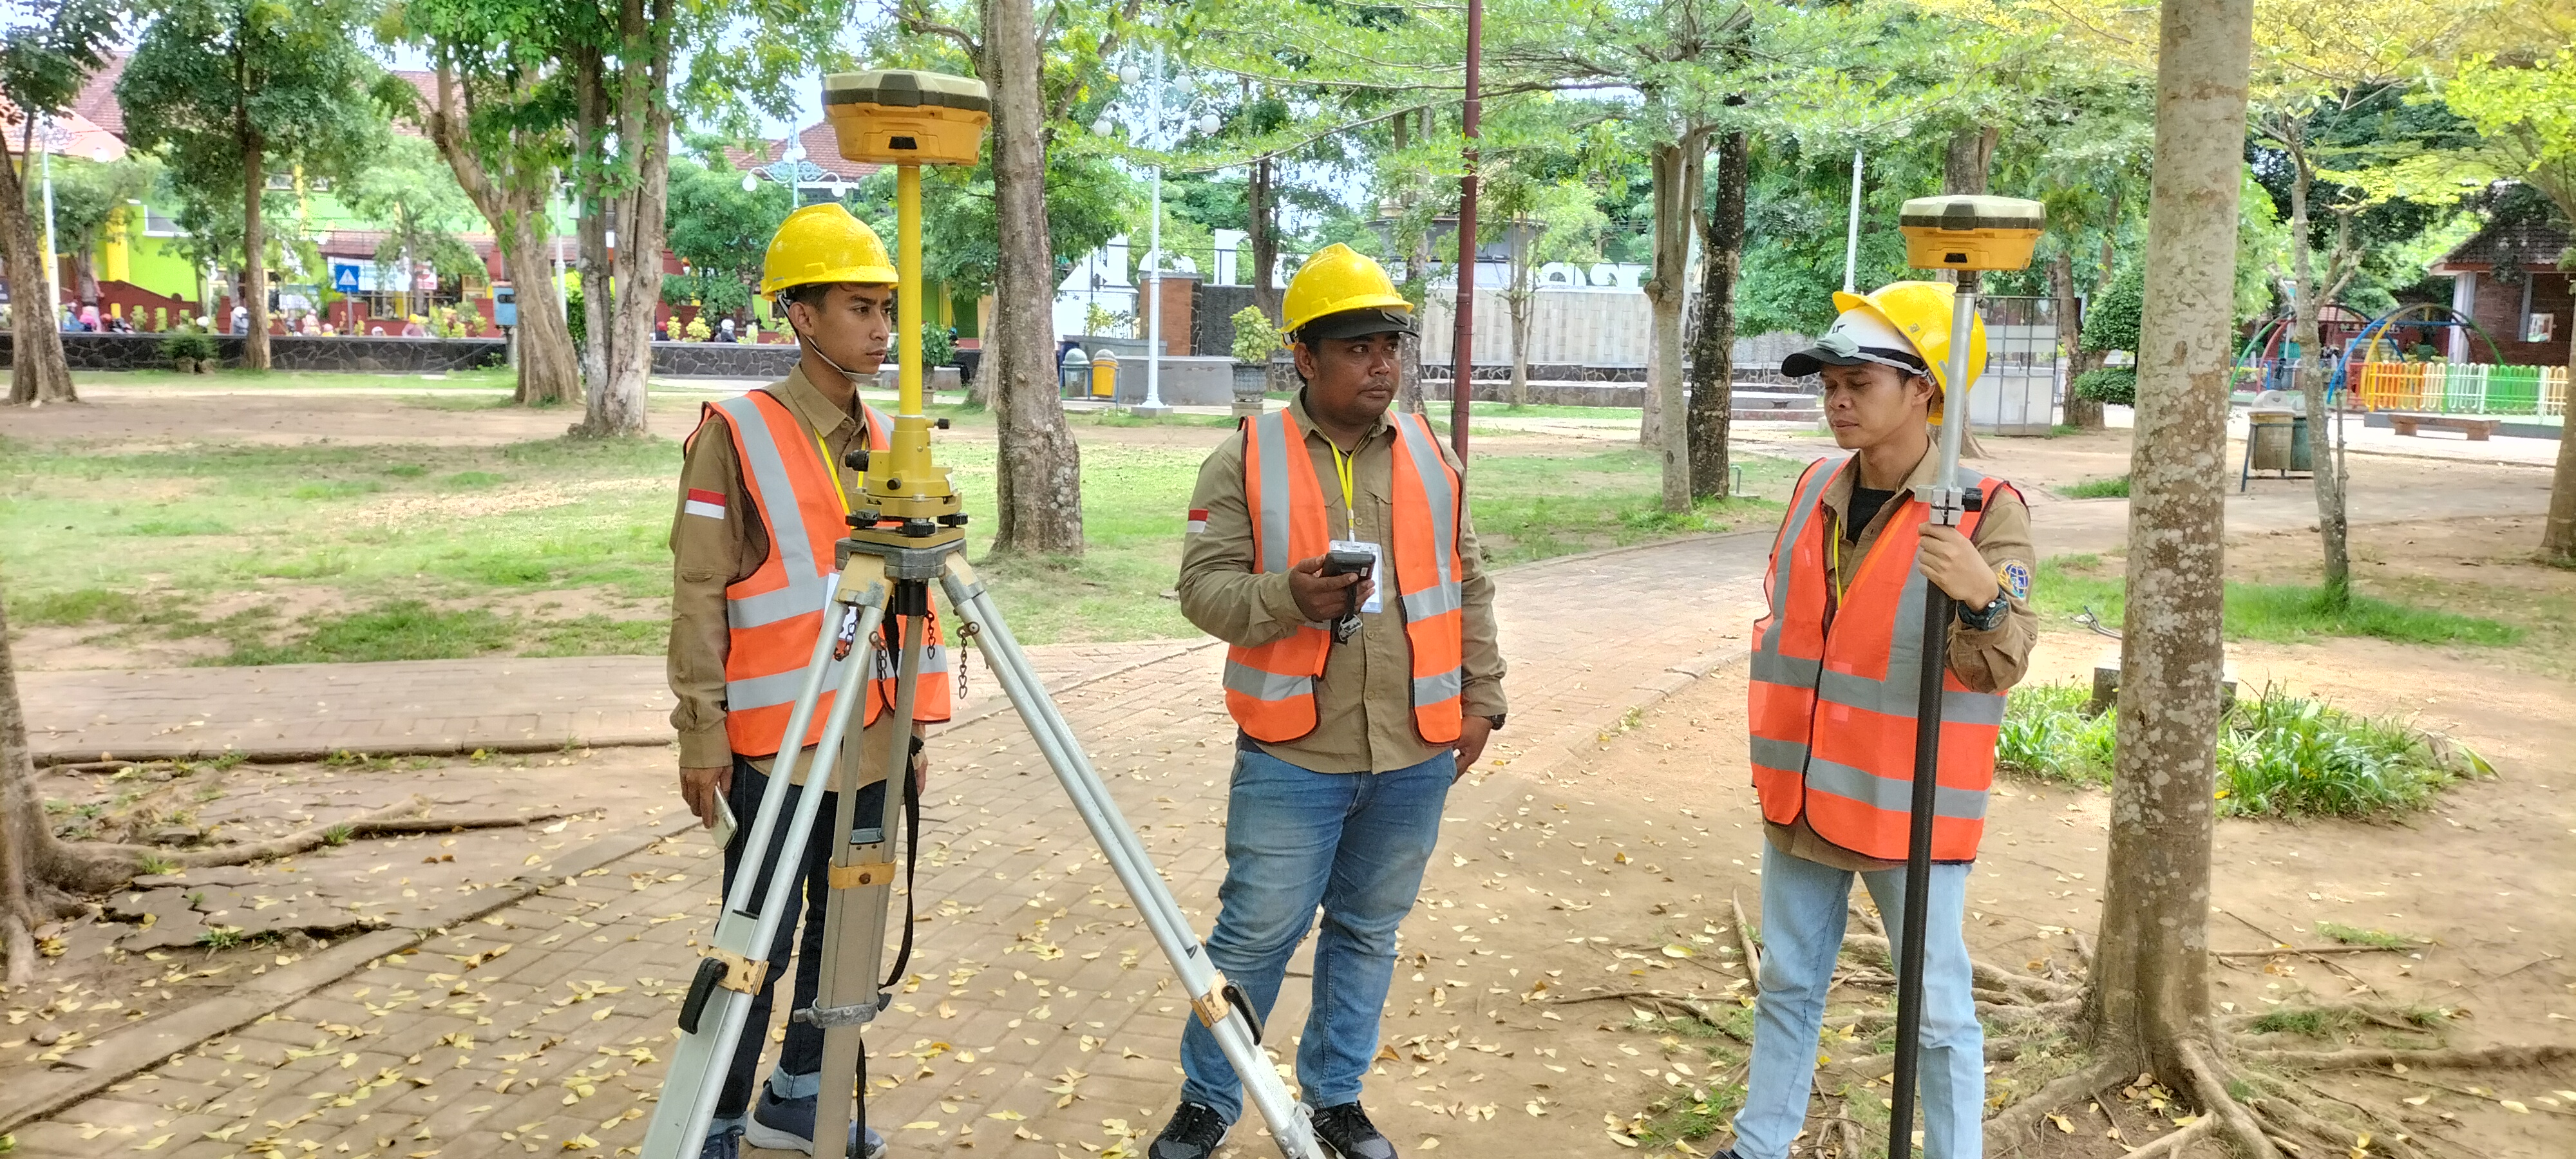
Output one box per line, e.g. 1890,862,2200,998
1745,455,2011,863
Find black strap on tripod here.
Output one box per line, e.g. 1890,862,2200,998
882,735,924,993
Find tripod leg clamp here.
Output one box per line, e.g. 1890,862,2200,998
1191,972,1263,1045
677,949,770,1035
829,862,898,890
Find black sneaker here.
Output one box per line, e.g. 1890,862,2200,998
1149,1101,1230,1159
1310,1102,1396,1159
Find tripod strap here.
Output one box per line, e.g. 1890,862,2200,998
883,735,924,992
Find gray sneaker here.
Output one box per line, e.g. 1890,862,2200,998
1148,1101,1230,1159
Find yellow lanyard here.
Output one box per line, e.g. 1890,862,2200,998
1826,509,1848,605
1326,438,1359,542
815,428,853,516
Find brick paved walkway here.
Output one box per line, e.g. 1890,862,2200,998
21,643,1203,766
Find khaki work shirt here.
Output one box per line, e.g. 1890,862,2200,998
667,366,903,786
1179,393,1507,774
1764,442,2038,871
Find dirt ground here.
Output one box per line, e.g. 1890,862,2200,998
1492,628,2575,1158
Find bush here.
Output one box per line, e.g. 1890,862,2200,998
2072,366,2137,407
159,331,221,366
1995,681,2488,817
2080,261,2143,353
1230,305,1283,365
920,321,958,368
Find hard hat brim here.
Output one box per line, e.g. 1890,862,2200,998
761,265,901,296
1295,306,1417,344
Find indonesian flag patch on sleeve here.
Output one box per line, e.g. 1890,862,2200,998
685,488,726,521
1185,507,1208,535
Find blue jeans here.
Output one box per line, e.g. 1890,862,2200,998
1732,842,1982,1159
1177,747,1454,1122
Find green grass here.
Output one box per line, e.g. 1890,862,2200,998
4,417,1806,658
75,367,516,391
1996,681,2488,816
2057,475,2131,499
2029,555,2523,647
2314,921,2417,949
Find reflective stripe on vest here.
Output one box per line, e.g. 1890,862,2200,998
706,390,950,758
1744,455,2015,862
1224,408,1466,745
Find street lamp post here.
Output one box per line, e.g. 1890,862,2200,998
1103,49,1220,417
37,118,64,322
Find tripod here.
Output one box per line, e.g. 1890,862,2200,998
639,530,1325,1159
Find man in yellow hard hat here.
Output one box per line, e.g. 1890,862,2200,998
1716,282,2036,1159
666,202,949,1159
1151,243,1508,1159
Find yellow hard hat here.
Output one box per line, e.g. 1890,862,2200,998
761,203,896,296
1280,243,1411,341
1829,281,1986,423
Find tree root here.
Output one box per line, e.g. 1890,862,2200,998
1839,932,2079,1003
2177,1037,2284,1159
1986,1057,2128,1149
2116,1115,2213,1158
40,798,580,893
1980,997,2081,1029
2240,1044,2574,1071
1731,890,1762,992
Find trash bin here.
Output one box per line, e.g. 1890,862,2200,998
2289,414,2313,471
1059,345,1088,398
1090,349,1120,399
2249,410,2294,472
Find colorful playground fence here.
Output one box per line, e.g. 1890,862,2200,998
2345,361,2569,419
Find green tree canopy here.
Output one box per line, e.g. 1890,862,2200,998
661,151,790,319
344,135,483,288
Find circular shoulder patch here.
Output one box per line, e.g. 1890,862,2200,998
1997,559,2032,602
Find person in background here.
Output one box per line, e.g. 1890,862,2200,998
718,316,737,343
401,314,429,337
231,303,248,334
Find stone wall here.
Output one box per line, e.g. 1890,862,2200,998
650,341,800,379
1,331,507,373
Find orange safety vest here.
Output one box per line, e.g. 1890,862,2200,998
1224,408,1466,746
694,389,951,760
1747,457,2016,863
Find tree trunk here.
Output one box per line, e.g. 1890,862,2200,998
2052,249,2105,429
1506,230,1531,408
571,44,612,404
1688,129,1747,499
1642,135,1702,511
240,129,272,370
1247,154,1280,324
1397,222,1431,415
984,0,1084,555
425,65,579,406
0,134,78,404
2084,0,2259,1138
574,0,665,439
2548,334,2576,561
2281,130,2350,596
71,252,97,307
1942,125,1999,198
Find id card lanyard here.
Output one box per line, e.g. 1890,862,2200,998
1326,438,1359,542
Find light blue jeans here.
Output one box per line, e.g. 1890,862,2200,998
1176,746,1454,1122
1732,841,1983,1159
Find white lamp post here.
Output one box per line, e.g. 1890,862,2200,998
1106,48,1215,417
37,118,64,321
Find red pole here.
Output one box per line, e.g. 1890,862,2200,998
1449,0,1481,462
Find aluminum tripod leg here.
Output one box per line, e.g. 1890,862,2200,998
807,606,929,1159
641,558,891,1159
938,555,1323,1159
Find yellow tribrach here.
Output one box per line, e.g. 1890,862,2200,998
1898,194,2045,272
822,70,992,167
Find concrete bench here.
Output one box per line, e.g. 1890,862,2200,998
2387,412,2501,440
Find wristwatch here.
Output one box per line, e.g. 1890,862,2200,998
1484,714,1506,731
1956,592,2011,632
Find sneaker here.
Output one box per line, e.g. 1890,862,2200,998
743,1085,888,1158
1310,1102,1396,1159
1148,1101,1231,1159
699,1127,743,1159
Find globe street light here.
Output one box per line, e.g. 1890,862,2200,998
1103,47,1218,418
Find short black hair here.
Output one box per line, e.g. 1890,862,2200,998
775,282,840,312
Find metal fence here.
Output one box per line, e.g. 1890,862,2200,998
2347,361,2570,418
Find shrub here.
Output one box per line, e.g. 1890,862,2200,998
1996,681,2488,817
159,331,221,366
920,320,957,368
2072,366,2137,407
2080,261,2144,353
1230,305,1283,364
